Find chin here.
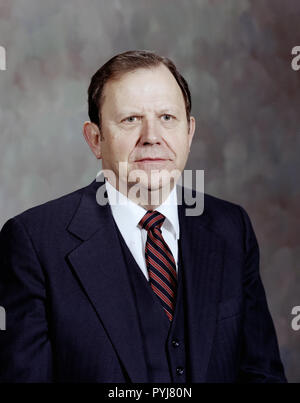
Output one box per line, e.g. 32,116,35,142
147,183,162,191
137,180,160,191
149,179,174,192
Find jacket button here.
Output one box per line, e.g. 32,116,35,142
172,339,180,347
176,366,184,375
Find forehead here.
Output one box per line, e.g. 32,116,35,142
102,65,186,112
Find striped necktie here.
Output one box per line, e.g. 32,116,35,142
139,210,178,322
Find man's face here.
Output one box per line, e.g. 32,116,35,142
98,64,195,192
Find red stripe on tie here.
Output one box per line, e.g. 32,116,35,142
147,254,174,285
151,283,174,310
148,231,177,278
150,228,174,260
146,243,176,284
140,211,163,231
153,228,177,269
147,253,176,288
145,214,163,230
163,308,173,321
148,269,175,298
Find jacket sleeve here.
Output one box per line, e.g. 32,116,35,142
237,206,287,383
0,217,53,382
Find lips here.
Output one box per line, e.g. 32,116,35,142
135,158,168,162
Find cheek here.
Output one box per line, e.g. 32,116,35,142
116,138,135,159
167,132,190,156
104,136,134,161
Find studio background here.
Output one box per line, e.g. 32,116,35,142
0,0,299,382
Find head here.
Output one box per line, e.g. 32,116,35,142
83,50,195,202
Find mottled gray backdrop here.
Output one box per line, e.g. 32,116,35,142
0,0,299,382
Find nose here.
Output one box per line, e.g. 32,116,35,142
139,117,162,145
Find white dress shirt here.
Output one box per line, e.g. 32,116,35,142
105,179,180,281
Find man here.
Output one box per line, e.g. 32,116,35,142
0,50,287,382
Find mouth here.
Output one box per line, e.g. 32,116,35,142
135,158,168,162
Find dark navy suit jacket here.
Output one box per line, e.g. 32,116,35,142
0,179,287,382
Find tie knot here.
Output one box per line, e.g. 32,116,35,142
139,210,165,232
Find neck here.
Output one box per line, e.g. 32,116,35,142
113,180,175,210
135,187,174,211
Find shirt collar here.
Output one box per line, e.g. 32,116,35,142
104,179,180,240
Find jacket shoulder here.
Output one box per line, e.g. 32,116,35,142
203,192,243,222
202,191,256,252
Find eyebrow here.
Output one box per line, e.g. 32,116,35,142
158,107,180,114
116,106,181,119
115,111,143,120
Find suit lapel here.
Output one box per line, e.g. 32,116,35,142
66,178,148,382
178,191,225,382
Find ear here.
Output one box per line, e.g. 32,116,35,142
187,116,196,149
82,121,102,159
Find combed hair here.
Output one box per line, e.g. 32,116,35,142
87,50,192,129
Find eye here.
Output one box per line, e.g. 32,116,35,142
161,114,173,121
123,116,139,123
